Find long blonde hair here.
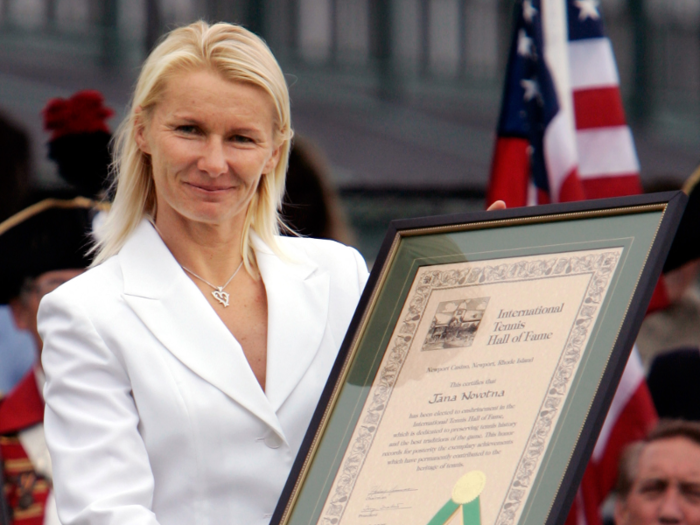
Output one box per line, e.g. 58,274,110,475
91,21,293,274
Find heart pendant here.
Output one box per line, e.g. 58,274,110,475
212,289,230,307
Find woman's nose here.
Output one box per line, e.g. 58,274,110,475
198,137,228,177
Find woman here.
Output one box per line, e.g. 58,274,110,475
37,22,368,525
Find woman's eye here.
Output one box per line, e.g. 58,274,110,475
232,135,253,143
176,125,199,134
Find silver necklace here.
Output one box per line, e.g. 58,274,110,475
149,219,243,308
181,261,244,307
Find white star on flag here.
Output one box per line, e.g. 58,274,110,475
523,0,538,23
521,78,540,102
517,29,535,58
575,0,600,20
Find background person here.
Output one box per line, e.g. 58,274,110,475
614,420,700,525
0,200,101,525
281,136,355,245
636,172,700,369
0,113,36,398
0,91,115,399
38,21,369,525
41,90,114,200
637,171,700,422
0,112,31,223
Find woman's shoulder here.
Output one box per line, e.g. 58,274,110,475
43,255,123,309
276,235,365,271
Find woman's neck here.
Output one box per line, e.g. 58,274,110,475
153,209,247,285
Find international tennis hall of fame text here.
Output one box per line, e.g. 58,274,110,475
317,247,624,525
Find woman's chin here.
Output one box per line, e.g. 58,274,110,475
175,204,247,228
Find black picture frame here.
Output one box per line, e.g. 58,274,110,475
272,192,686,525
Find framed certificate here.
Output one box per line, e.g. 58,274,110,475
272,192,686,525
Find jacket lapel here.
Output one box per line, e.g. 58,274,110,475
253,235,330,412
119,221,283,436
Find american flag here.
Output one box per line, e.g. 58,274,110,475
487,0,643,206
487,1,658,524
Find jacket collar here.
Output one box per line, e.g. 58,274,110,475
119,220,329,437
252,234,330,412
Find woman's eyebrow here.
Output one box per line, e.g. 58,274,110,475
228,127,264,134
169,115,201,124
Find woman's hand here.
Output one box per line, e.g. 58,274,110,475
487,200,507,211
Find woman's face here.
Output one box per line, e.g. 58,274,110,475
136,69,281,230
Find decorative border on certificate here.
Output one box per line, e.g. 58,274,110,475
319,248,623,525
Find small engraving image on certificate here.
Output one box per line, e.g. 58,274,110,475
423,297,490,351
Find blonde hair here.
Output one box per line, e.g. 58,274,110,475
91,21,293,274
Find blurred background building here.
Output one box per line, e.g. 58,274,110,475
0,0,698,261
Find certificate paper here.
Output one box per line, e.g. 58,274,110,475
318,248,623,525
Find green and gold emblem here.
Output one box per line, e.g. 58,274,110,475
427,471,485,525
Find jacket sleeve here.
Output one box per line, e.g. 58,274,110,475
38,289,161,525
349,245,370,292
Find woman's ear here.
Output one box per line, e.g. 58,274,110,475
263,140,284,175
134,107,151,155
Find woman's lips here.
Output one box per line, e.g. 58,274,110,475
185,182,235,193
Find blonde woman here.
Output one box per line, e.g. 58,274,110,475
37,22,368,525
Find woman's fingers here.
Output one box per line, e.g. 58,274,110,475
487,200,507,211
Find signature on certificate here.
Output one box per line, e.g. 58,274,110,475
366,485,418,501
359,502,413,518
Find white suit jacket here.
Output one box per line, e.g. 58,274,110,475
38,220,368,525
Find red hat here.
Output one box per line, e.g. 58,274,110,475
42,90,114,141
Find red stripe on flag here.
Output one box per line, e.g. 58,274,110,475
558,168,587,202
566,368,657,525
537,188,551,205
647,278,670,314
573,87,627,130
581,175,643,200
487,137,530,208
578,470,604,525
595,381,658,496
